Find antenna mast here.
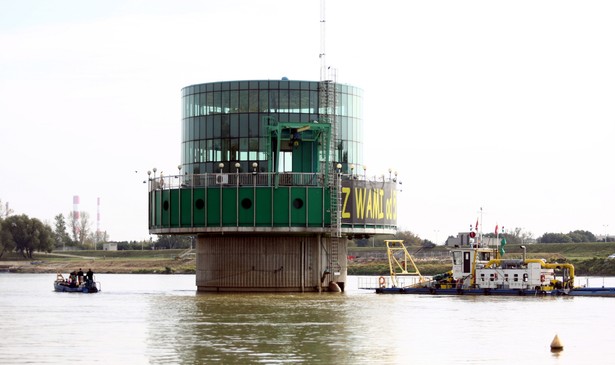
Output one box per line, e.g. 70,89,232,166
319,0,326,81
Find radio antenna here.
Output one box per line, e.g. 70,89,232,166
319,0,327,81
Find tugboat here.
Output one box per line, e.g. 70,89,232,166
374,239,615,297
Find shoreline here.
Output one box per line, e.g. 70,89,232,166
0,258,197,275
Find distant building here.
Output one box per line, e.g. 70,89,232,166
446,232,499,247
103,242,118,251
596,235,613,242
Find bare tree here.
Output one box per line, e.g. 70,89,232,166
0,199,14,218
68,210,91,246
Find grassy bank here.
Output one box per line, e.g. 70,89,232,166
2,242,614,276
0,249,196,274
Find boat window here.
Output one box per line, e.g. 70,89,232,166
452,251,462,265
480,252,491,261
513,274,519,282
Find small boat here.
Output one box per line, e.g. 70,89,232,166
372,239,615,297
54,273,100,293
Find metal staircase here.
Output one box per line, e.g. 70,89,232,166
320,70,341,275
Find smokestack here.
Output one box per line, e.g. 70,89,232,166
72,195,80,221
72,195,80,241
96,197,101,250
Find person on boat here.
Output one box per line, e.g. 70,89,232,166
77,268,84,284
86,268,94,283
69,270,77,286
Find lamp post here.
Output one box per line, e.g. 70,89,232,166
177,164,182,228
235,162,240,226
147,170,152,229
152,168,158,228
218,163,224,227
363,165,367,180
252,162,258,225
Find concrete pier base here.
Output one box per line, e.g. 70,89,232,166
196,234,347,292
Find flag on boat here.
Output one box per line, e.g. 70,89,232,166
475,218,479,231
499,237,507,256
495,224,499,236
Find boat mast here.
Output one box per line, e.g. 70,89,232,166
479,206,483,246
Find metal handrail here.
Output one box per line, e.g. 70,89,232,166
148,171,393,191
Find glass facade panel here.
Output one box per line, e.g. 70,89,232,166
239,90,249,112
181,80,363,174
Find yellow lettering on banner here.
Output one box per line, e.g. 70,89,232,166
371,189,378,219
393,190,398,219
366,189,373,219
354,188,366,219
341,187,351,218
378,189,384,219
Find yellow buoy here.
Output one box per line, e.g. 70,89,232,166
550,334,564,351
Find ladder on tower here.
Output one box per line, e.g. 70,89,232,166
320,72,341,274
319,0,341,280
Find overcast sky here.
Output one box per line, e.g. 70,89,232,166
1,0,614,243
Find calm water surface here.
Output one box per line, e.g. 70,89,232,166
1,273,614,364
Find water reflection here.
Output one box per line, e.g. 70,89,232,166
147,293,352,364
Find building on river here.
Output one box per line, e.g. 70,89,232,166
147,78,398,292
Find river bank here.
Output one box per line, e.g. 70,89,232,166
0,251,196,274
2,244,615,276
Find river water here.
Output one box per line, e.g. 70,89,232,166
1,273,614,364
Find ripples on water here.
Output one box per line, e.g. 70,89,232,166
1,274,615,364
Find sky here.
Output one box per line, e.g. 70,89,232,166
1,0,614,243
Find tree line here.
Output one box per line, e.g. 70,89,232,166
352,227,612,247
1,197,610,257
0,198,193,258
537,230,612,243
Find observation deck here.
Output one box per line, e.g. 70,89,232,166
148,169,398,237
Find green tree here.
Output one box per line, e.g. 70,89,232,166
0,218,16,258
394,231,423,246
155,235,192,249
5,215,55,258
538,230,596,243
539,232,572,243
568,230,596,243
